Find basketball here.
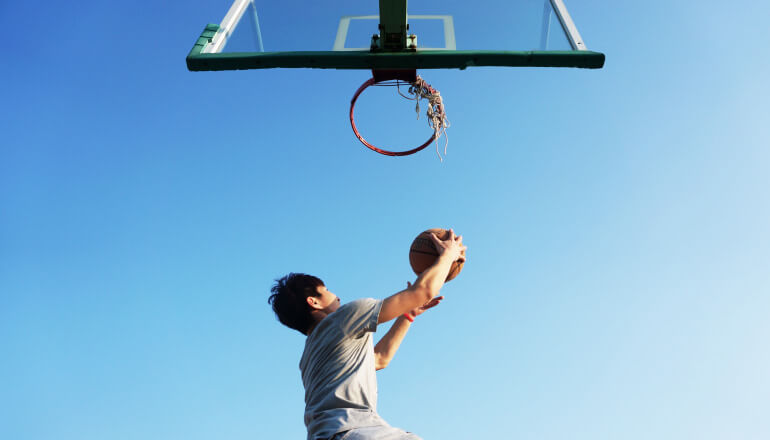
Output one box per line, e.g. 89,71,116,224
409,228,465,281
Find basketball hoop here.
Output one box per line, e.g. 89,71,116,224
350,73,450,160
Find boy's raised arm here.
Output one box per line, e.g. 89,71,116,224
378,230,465,324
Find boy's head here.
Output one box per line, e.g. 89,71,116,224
268,273,340,335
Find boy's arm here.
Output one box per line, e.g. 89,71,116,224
378,230,465,324
374,316,412,370
374,292,443,370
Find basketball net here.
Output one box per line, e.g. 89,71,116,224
350,74,450,160
397,76,451,161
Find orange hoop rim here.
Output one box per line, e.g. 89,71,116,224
349,78,438,157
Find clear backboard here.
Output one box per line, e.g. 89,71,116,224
187,0,605,71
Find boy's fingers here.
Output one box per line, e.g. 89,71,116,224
426,296,444,308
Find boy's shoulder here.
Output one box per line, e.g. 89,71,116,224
339,298,378,313
308,298,382,343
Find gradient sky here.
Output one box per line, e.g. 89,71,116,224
2,1,769,439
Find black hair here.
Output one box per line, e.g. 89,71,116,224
268,273,325,335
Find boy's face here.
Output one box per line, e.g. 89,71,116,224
310,285,341,314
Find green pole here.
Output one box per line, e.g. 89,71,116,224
378,0,408,51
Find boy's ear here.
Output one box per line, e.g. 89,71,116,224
307,296,319,310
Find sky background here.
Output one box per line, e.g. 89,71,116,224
2,0,769,439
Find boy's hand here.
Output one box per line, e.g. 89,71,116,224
429,229,466,263
404,281,444,320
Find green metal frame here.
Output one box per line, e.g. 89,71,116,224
377,0,410,51
186,24,605,71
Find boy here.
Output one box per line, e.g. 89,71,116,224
268,230,466,440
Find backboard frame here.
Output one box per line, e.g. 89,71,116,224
186,0,605,71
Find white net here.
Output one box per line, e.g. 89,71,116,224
396,76,451,161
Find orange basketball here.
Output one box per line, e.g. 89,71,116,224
409,228,465,281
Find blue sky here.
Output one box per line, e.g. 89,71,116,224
2,1,769,439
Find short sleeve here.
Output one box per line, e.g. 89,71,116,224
334,298,382,338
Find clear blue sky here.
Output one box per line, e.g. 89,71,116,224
2,1,769,439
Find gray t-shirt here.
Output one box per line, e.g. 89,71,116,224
300,298,389,440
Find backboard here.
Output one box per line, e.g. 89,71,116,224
187,0,605,72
